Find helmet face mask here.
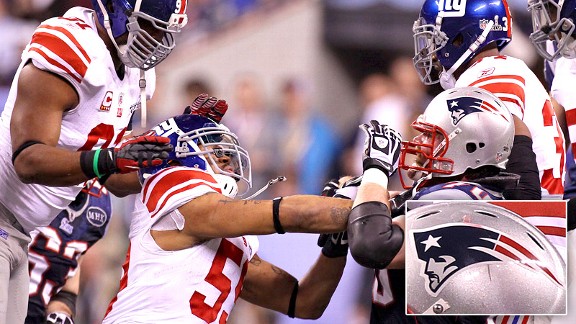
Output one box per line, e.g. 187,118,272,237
413,17,449,85
399,87,514,189
139,115,252,197
529,0,576,60
92,0,188,69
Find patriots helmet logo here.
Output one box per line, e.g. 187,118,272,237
446,96,509,125
412,224,563,297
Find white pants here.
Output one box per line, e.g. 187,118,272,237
0,203,31,324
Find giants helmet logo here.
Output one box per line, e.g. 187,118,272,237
446,96,509,125
438,0,467,17
412,224,563,297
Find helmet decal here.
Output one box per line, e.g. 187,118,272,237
437,0,467,17
413,224,563,297
447,95,510,125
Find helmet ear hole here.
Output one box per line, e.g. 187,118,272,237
466,142,477,153
452,34,464,47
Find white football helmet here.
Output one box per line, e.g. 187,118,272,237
405,201,566,315
399,87,514,188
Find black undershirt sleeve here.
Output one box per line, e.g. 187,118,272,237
503,135,541,200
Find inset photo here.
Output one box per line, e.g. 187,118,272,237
405,200,567,316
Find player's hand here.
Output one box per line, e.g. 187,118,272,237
318,178,349,257
183,93,228,122
317,231,348,258
321,178,340,197
359,120,402,177
112,135,172,173
333,175,362,200
46,312,74,324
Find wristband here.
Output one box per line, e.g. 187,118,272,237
287,281,298,318
272,197,285,234
80,149,116,179
362,168,389,188
50,290,78,316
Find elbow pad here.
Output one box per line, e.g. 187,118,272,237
347,201,404,269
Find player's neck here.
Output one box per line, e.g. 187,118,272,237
94,14,124,73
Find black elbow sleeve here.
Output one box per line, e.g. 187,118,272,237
347,201,404,269
504,135,541,200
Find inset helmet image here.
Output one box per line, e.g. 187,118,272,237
405,201,566,315
138,114,252,197
413,0,512,85
91,0,188,69
399,87,514,188
529,0,576,60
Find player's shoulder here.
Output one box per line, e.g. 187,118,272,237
143,166,219,191
462,55,529,79
26,7,107,81
414,181,501,201
142,167,222,218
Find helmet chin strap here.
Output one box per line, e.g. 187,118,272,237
243,176,286,200
439,20,494,90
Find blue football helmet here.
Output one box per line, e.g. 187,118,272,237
91,0,188,70
138,114,252,197
413,0,512,88
529,0,576,60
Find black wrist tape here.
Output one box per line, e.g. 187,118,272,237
272,197,285,234
11,140,44,165
51,290,78,316
287,281,298,318
80,149,116,179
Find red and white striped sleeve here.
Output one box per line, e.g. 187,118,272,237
468,74,526,120
26,16,93,83
141,167,223,219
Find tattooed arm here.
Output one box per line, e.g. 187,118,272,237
150,192,353,250
240,253,347,319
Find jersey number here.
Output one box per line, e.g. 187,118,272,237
190,239,248,322
28,228,88,304
79,123,127,151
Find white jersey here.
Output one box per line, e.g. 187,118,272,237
0,7,155,234
104,166,258,324
548,54,576,157
455,55,566,198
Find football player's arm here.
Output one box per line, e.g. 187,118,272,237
503,115,541,200
347,121,405,269
46,258,81,322
350,181,406,269
10,63,87,186
103,172,142,197
151,193,352,250
11,64,170,189
239,253,346,319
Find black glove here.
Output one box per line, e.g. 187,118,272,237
46,312,74,324
321,178,340,197
317,231,349,258
183,93,228,122
318,178,349,258
359,120,402,177
80,135,172,179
